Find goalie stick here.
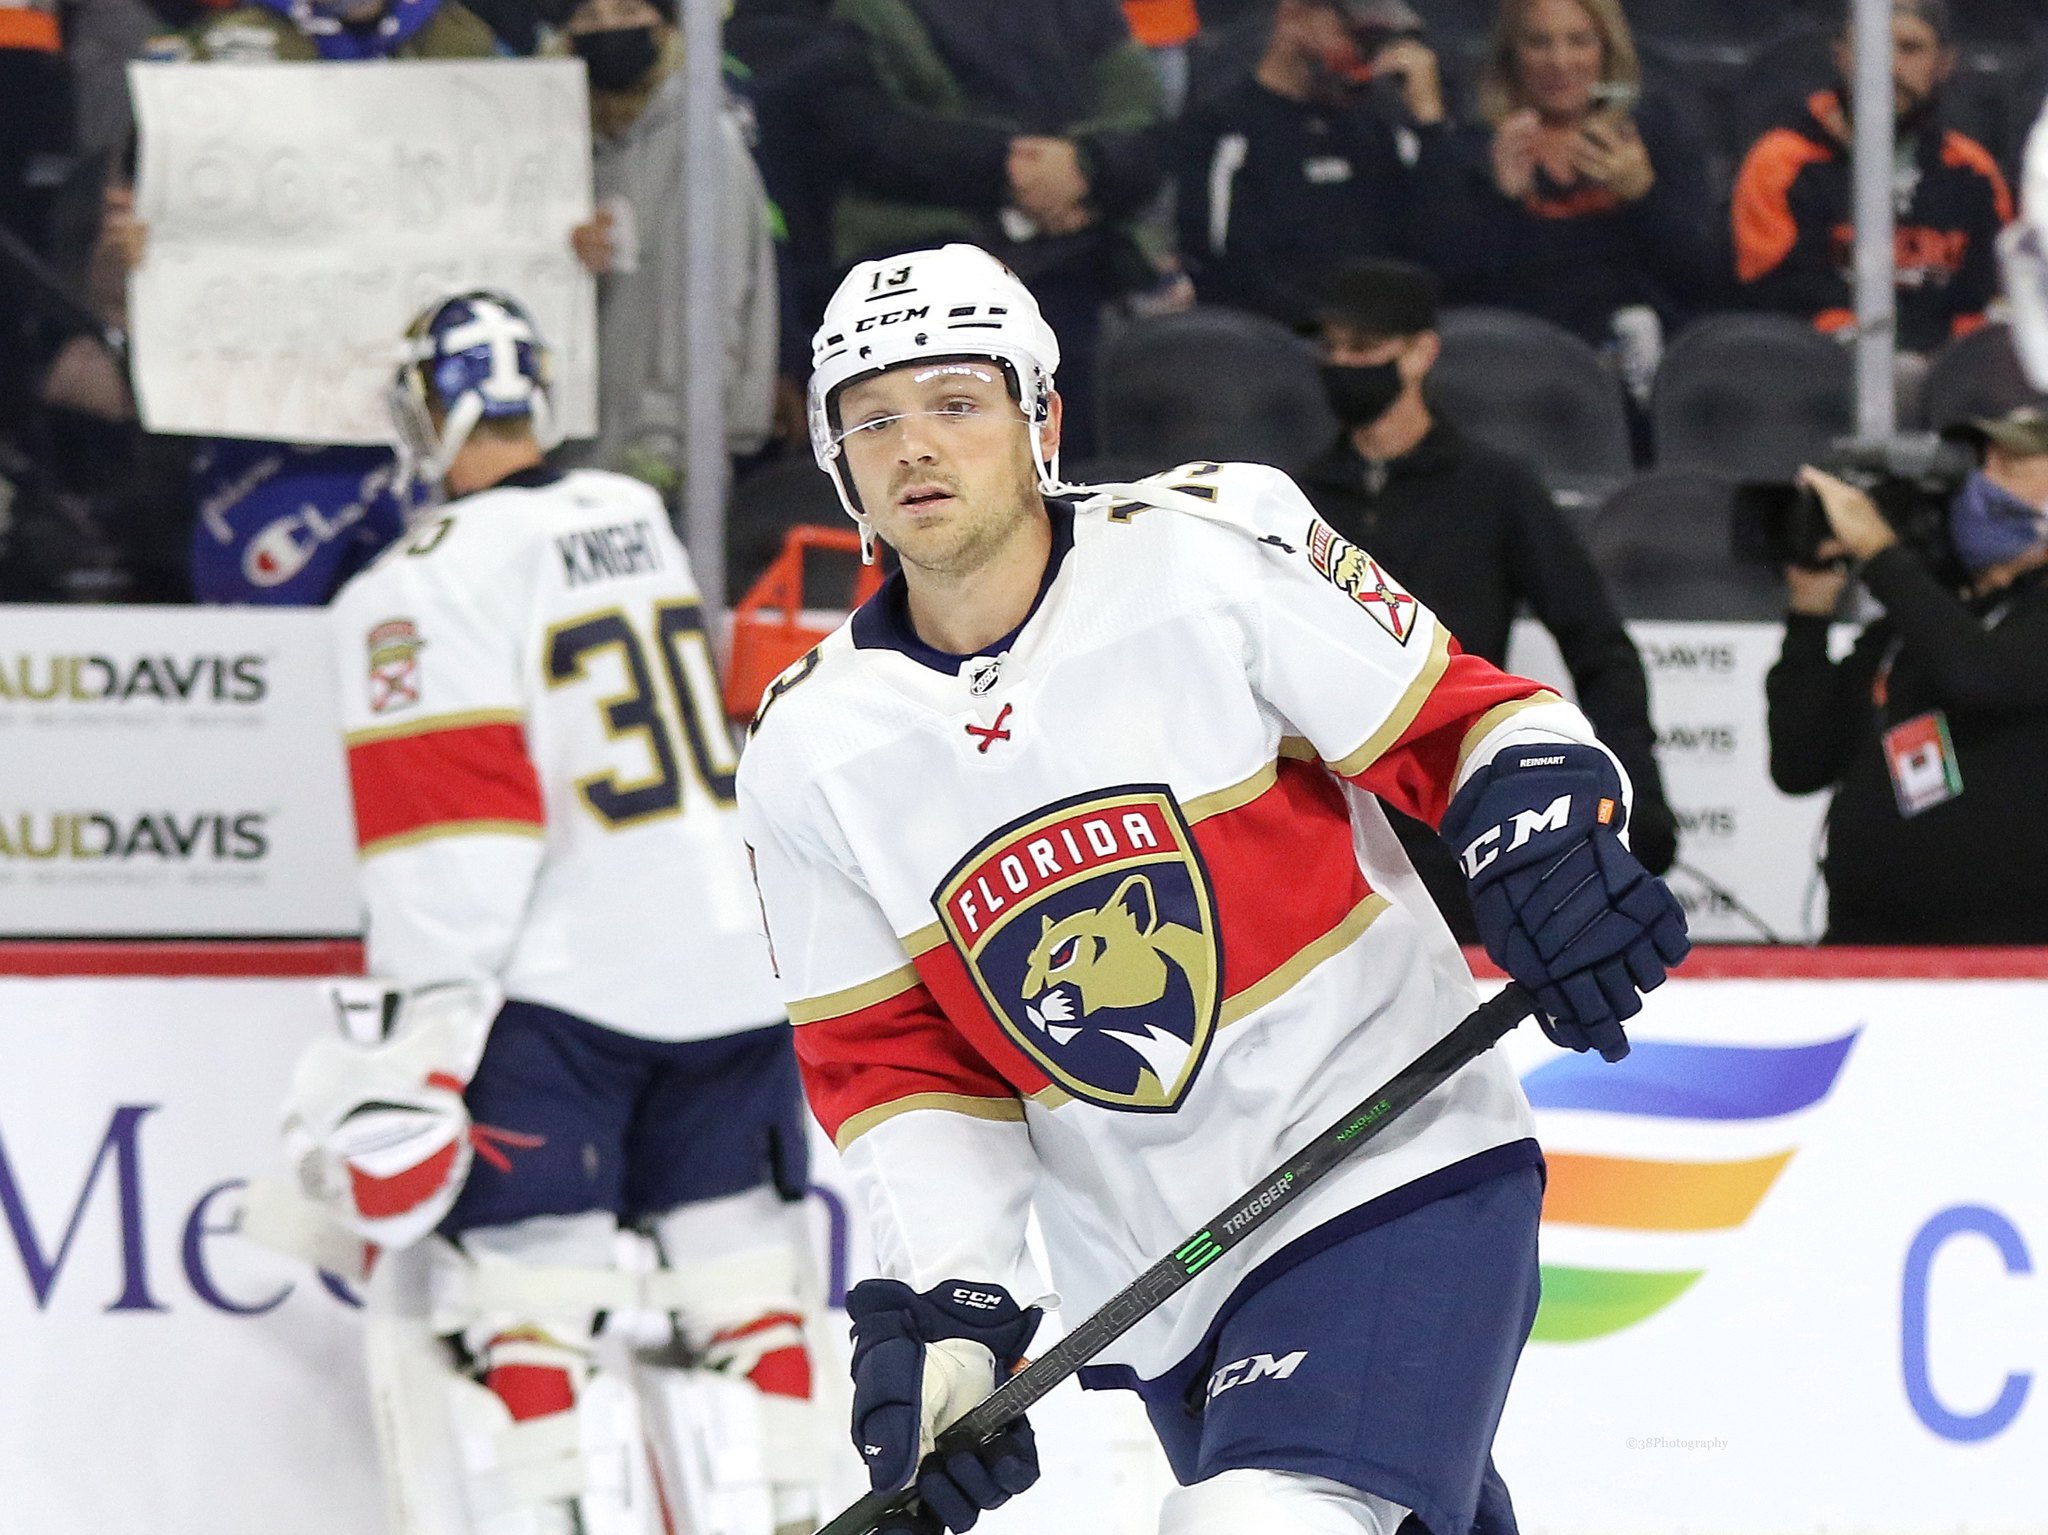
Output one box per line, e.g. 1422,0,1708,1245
820,981,1540,1535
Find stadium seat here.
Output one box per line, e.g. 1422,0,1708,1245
1651,313,1853,481
1589,471,1786,622
1918,323,2048,432
727,453,867,609
1095,306,1338,477
1428,306,1634,501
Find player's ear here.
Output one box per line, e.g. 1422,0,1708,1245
1408,331,1441,381
1040,388,1064,461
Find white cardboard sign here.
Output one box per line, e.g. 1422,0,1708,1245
127,59,596,445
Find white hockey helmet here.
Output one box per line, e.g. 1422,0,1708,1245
808,244,1063,559
2001,107,2048,388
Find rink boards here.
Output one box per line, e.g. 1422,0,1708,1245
0,965,2042,1534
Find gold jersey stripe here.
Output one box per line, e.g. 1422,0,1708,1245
835,1092,1027,1152
359,819,544,859
902,922,946,956
1326,626,1453,779
1219,891,1391,1028
1454,691,1567,777
1180,736,1325,825
345,708,526,749
1030,1083,1072,1110
788,961,922,1026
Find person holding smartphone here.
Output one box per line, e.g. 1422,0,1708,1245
1422,0,1720,368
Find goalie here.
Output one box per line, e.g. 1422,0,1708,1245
287,290,823,1535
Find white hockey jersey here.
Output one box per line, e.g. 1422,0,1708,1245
737,461,1624,1379
331,466,781,1043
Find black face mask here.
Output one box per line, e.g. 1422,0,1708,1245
1320,359,1406,429
574,25,660,93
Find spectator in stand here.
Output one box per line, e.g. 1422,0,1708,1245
1125,0,1200,115
1,171,196,603
1731,0,2011,356
560,0,779,490
149,0,496,59
1298,260,1678,939
806,0,1167,458
1767,410,2048,944
1176,0,1453,328
1430,0,1717,384
132,0,499,600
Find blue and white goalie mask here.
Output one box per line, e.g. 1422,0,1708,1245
388,289,562,491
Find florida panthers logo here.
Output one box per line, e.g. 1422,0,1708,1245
1307,520,1416,645
935,787,1221,1112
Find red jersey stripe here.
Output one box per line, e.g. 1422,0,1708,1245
803,756,1394,1144
348,721,544,853
1337,645,1555,826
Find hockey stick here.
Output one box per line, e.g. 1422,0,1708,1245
819,980,1539,1535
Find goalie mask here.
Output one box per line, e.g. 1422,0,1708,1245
389,289,562,493
2002,109,2048,389
808,244,1063,562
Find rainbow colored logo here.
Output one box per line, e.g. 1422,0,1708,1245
1523,1032,1859,1342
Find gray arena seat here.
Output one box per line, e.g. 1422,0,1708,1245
1918,322,2048,432
1096,306,1337,477
1590,471,1786,622
1651,313,1853,481
727,454,866,608
1429,306,1634,503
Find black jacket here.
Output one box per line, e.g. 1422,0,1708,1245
1174,76,1444,328
1766,548,2048,943
1298,420,1676,938
1426,96,1723,345
1732,90,2011,354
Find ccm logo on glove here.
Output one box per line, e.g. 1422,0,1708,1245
1459,792,1618,876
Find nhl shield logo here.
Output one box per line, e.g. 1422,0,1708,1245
935,786,1221,1113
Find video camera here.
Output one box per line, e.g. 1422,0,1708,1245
1730,433,1977,578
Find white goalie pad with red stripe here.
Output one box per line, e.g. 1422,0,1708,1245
282,979,501,1251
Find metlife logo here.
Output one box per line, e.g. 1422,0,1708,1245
0,607,357,933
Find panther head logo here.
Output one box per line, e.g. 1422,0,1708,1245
937,787,1222,1112
1019,874,1211,1103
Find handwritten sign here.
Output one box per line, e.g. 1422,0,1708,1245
128,59,597,444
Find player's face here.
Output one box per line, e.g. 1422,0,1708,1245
834,360,1056,577
1511,0,1604,121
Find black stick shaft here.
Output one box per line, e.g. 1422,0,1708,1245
820,982,1537,1535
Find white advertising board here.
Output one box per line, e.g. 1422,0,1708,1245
1494,979,2047,1532
1508,620,1841,943
0,605,360,935
3,974,2042,1534
127,59,596,445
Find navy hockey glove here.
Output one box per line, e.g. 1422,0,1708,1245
847,1277,1043,1534
1441,743,1690,1062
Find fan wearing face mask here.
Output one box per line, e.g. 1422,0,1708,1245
557,0,780,485
1767,408,2048,944
1295,259,1677,941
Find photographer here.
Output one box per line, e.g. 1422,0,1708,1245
1767,411,2048,944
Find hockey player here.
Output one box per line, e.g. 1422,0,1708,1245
2002,105,2048,389
737,244,1689,1535
316,290,821,1534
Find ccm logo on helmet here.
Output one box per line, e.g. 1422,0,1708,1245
1459,794,1573,879
855,307,930,332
